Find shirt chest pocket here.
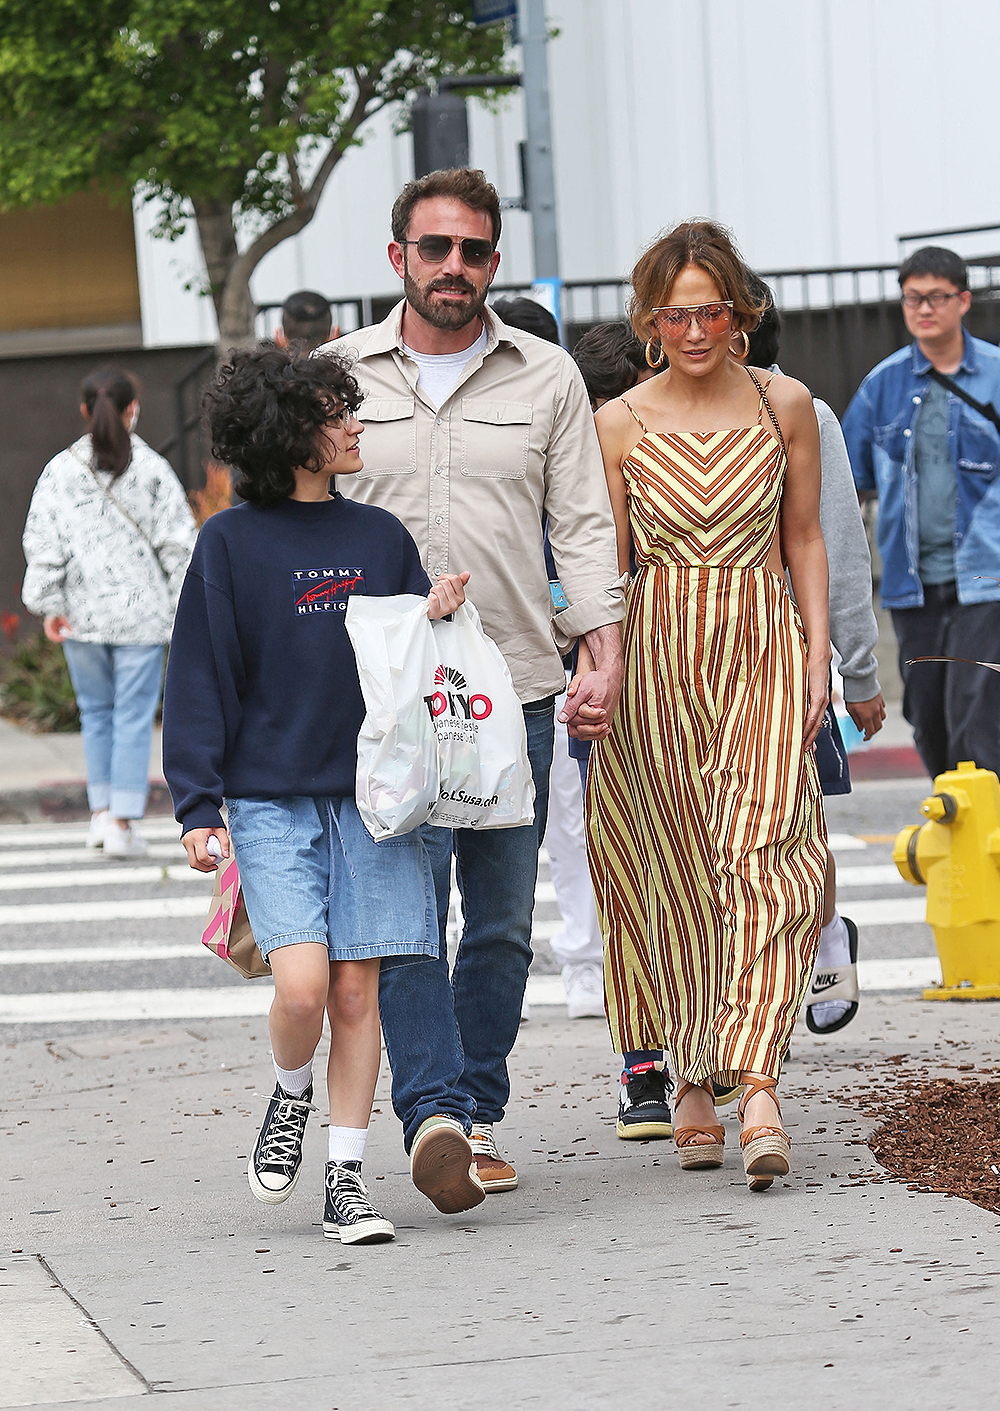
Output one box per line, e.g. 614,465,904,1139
460,399,532,479
358,397,416,476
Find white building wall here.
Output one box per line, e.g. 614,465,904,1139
135,0,1000,346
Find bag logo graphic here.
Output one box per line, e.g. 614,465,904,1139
291,567,365,615
424,663,492,721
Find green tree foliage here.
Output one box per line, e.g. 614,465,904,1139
0,1,509,342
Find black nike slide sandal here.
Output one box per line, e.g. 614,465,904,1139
805,916,859,1035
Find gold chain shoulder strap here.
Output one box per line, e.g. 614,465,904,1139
744,367,787,460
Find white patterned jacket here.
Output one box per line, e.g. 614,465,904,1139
21,434,198,645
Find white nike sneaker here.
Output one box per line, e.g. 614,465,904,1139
86,810,109,849
103,821,149,858
563,961,605,1019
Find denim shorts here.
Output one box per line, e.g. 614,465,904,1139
224,794,438,966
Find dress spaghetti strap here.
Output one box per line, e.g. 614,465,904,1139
620,397,648,434
745,367,787,459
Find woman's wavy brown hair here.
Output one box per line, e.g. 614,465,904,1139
628,219,769,342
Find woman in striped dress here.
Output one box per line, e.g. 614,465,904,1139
582,222,830,1191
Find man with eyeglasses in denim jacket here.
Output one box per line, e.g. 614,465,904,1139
843,245,1000,780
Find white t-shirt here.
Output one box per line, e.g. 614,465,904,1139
401,325,488,408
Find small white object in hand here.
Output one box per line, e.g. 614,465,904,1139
206,835,223,860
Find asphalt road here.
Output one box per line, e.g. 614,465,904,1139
0,776,936,1046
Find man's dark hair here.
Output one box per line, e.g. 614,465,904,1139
205,346,362,507
391,168,502,249
898,245,969,292
744,272,781,369
491,296,560,345
572,322,646,404
279,289,333,352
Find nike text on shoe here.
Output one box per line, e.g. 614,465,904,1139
323,1161,394,1244
469,1122,518,1191
409,1115,486,1213
617,1064,674,1140
247,1082,315,1204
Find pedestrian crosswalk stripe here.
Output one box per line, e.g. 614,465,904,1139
0,897,210,926
0,943,209,965
0,820,181,846
0,865,212,892
0,955,946,1024
0,844,183,869
837,897,925,926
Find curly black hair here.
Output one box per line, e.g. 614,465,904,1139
204,346,363,506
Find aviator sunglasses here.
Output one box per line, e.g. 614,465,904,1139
399,234,496,268
652,301,734,340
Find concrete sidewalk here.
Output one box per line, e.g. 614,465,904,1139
4,995,1000,1410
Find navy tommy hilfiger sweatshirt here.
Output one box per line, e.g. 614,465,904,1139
162,494,429,834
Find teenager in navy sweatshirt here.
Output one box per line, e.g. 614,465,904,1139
162,347,470,1245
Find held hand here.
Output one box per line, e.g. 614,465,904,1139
43,615,71,643
560,662,623,735
846,691,886,742
182,827,231,873
427,571,471,620
803,654,831,751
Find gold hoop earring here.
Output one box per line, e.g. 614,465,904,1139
730,330,750,360
645,338,666,369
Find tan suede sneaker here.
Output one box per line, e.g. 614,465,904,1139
469,1122,518,1192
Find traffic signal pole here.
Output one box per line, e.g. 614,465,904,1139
519,0,560,282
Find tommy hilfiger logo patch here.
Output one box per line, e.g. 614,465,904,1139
292,567,365,615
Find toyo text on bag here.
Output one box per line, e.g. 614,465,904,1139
346,595,535,839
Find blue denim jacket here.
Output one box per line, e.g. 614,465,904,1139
842,330,1000,608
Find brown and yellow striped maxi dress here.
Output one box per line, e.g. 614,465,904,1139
586,385,827,1083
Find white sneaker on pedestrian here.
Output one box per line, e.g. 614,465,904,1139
103,821,149,858
563,961,604,1019
86,810,109,849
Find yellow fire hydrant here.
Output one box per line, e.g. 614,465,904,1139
893,760,1000,999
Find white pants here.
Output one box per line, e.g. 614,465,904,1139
545,689,604,969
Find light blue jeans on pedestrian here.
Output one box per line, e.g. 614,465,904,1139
62,641,165,819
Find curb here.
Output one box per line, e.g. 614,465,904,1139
848,745,927,783
0,780,174,826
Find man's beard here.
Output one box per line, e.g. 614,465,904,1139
403,267,490,331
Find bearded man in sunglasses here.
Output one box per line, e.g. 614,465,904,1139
844,246,1000,779
318,167,624,1214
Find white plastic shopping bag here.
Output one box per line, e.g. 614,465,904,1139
426,600,535,830
345,594,440,841
347,595,535,838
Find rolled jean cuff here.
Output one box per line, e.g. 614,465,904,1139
108,787,149,820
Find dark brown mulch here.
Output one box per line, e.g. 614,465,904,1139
865,1077,1000,1215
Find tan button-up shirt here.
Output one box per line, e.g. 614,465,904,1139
320,303,625,702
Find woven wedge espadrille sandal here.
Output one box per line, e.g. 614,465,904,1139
738,1075,790,1192
674,1079,725,1170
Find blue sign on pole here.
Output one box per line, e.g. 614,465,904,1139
472,0,518,23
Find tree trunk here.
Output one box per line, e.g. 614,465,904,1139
192,198,257,348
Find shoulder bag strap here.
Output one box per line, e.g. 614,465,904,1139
926,367,1000,437
70,444,171,586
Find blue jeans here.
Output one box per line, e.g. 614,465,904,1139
62,641,165,819
378,698,555,1150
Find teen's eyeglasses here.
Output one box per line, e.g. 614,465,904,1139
399,234,495,268
651,301,734,340
901,291,963,311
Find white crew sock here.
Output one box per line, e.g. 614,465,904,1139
811,911,852,1028
272,1055,313,1097
328,1125,368,1165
